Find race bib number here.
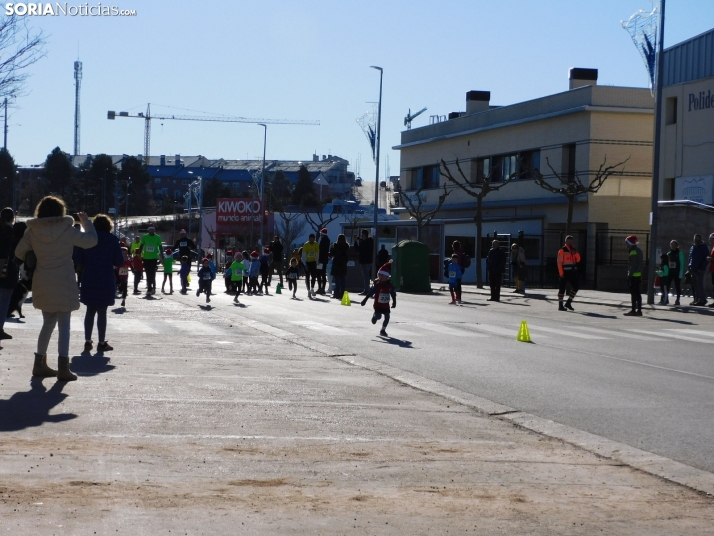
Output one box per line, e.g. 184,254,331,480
377,293,390,304
449,271,456,278
307,253,316,261
145,245,155,253
203,274,211,280
288,273,297,279
180,241,187,247
119,267,128,276
669,262,676,269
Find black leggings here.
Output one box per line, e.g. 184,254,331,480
84,305,107,342
305,262,317,290
629,276,642,312
668,275,681,299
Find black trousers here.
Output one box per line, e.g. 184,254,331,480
489,272,502,301
629,276,642,312
558,271,579,299
143,259,158,291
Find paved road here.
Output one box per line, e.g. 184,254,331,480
125,283,714,475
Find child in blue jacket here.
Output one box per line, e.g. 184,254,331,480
196,257,216,303
447,253,463,305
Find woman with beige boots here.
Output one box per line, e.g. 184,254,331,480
14,196,97,381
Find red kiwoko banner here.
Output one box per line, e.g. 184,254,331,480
216,198,272,234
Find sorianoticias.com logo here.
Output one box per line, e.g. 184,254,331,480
5,3,137,16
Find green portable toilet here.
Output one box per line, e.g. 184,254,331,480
391,240,431,292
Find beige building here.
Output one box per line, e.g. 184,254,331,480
393,69,654,286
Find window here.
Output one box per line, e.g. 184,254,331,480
562,144,576,182
154,178,162,184
666,97,677,125
409,165,440,190
181,180,189,186
519,150,541,179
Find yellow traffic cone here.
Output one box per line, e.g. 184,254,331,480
341,291,351,306
517,320,531,342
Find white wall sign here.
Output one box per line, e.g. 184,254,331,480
674,175,714,205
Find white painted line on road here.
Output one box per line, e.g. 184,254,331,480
525,324,609,340
290,320,352,334
108,318,159,334
667,329,714,339
629,329,714,344
565,326,665,341
470,323,550,339
164,319,226,335
242,320,293,338
396,322,487,337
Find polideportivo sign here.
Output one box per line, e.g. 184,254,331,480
688,90,713,112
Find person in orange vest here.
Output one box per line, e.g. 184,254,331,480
557,235,581,311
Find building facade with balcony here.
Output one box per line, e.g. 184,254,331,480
392,69,654,287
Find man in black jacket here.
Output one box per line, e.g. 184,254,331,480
173,229,195,267
486,240,506,302
354,229,374,295
316,228,330,294
269,235,284,287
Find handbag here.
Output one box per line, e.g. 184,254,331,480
654,275,660,287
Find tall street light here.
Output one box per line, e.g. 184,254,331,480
370,66,383,275
258,123,267,247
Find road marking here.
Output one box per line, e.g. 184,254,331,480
164,319,226,335
109,318,159,334
396,322,487,337
628,329,714,344
470,323,550,338
667,329,714,339
290,320,352,334
565,326,666,341
525,324,609,340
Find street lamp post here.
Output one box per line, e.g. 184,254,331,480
257,123,267,247
125,179,131,232
370,66,383,275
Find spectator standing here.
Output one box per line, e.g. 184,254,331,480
317,228,330,294
667,240,685,306
557,235,581,311
129,235,141,256
377,244,390,267
510,242,527,294
354,229,374,295
451,240,465,269
486,240,506,302
0,208,19,340
14,196,98,381
330,234,350,300
269,235,284,287
623,235,644,317
656,253,670,306
75,214,124,353
688,234,709,306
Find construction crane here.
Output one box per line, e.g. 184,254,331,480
404,107,427,130
107,103,320,164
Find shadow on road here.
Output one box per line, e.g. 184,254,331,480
377,336,414,348
579,312,619,319
0,378,76,432
111,307,126,314
71,352,116,376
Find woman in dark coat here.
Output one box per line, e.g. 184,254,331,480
0,207,19,340
330,234,350,300
74,214,123,353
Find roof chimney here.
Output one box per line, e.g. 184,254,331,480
175,154,181,166
466,91,490,115
160,155,166,165
569,68,598,90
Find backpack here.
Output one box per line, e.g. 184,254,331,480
461,253,471,269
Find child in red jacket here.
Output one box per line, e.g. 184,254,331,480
131,253,144,294
360,262,397,337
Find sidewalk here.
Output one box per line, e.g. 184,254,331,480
0,294,713,534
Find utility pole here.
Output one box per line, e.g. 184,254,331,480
73,61,82,156
647,0,666,305
114,180,120,235
258,123,267,246
3,98,7,150
370,66,383,275
125,179,131,232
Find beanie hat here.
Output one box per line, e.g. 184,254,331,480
264,247,270,253
180,229,186,234
320,228,328,235
201,257,209,263
165,248,173,254
148,225,155,231
250,250,259,258
378,262,392,277
625,235,638,246
207,253,213,258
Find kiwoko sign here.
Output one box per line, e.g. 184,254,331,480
216,198,265,233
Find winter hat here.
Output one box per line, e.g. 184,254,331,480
625,235,638,246
148,225,156,231
709,233,714,240
263,247,270,253
250,250,259,258
180,229,186,234
320,228,328,235
165,248,173,254
378,262,392,277
207,253,213,258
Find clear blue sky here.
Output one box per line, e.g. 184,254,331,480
7,0,714,182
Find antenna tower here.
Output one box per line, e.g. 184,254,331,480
73,60,82,156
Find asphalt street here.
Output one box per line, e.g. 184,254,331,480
139,281,714,475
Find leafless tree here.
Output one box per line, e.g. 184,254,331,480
533,156,629,235
395,183,450,242
440,158,515,288
302,200,340,236
275,209,307,252
0,15,46,100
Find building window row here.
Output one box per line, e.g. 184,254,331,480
475,149,541,183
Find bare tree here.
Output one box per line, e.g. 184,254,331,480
275,209,307,252
395,183,450,242
533,156,629,235
0,15,46,100
440,158,515,288
302,200,340,236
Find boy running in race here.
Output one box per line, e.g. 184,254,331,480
117,247,131,307
131,252,144,294
179,255,191,294
360,262,397,337
196,258,215,303
284,257,300,299
447,253,463,304
230,254,246,303
162,248,175,294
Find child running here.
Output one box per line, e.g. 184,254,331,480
259,247,271,294
360,262,397,337
196,257,215,303
179,255,190,294
162,248,175,294
131,252,144,294
447,253,463,305
656,253,670,305
284,257,300,299
248,250,260,294
229,253,246,303
117,247,131,307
